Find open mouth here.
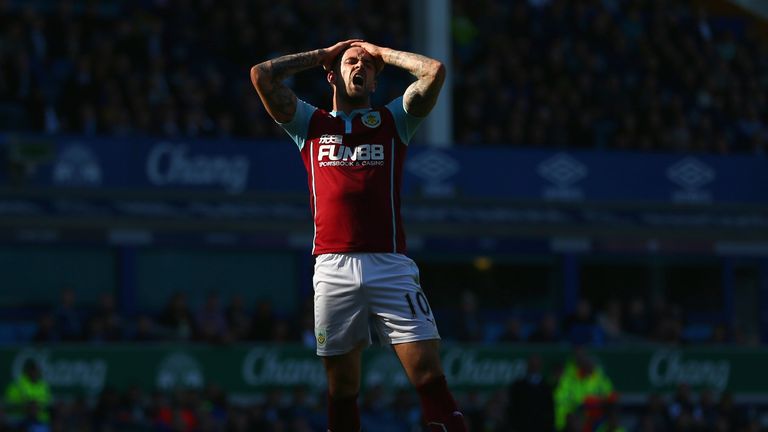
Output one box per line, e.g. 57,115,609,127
352,75,364,86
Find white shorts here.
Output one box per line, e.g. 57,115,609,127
312,253,441,356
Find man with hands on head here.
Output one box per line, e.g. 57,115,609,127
251,40,467,432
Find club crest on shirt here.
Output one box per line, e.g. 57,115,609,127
361,111,381,128
315,327,327,346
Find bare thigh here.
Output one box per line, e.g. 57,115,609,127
392,339,445,388
322,341,366,398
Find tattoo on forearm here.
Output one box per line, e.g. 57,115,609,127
383,49,445,116
383,50,433,79
267,50,323,80
261,83,296,119
404,80,438,114
255,50,324,119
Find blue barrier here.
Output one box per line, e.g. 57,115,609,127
1,134,766,204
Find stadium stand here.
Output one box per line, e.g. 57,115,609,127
0,0,765,153
0,0,412,141
1,0,768,431
451,0,768,152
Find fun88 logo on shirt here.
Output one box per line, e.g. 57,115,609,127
317,135,384,167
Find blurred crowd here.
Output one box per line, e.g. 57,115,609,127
0,286,755,431
30,288,314,346
22,287,753,348
443,290,754,348
452,0,768,153
1,0,767,153
0,0,410,141
2,350,765,432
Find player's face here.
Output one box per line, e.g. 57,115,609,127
337,47,377,98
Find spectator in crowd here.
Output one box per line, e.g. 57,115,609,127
116,386,151,430
391,388,421,430
32,313,58,343
454,289,485,342
250,299,275,342
717,391,753,431
594,404,626,432
664,384,750,431
270,319,295,344
225,294,251,342
132,314,161,342
53,287,83,341
637,393,670,432
299,309,316,349
553,347,618,431
261,388,288,429
462,390,498,431
529,312,561,343
86,317,109,345
194,292,228,344
284,386,321,430
91,386,121,431
360,384,404,432
695,388,719,430
564,299,599,345
87,292,124,342
622,296,650,338
652,301,684,345
668,383,696,431
224,406,253,432
596,299,624,344
710,322,731,344
498,317,523,343
50,394,89,432
480,389,511,432
4,358,51,431
158,291,195,341
508,354,555,432
154,389,200,432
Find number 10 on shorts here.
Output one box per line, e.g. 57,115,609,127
405,292,433,321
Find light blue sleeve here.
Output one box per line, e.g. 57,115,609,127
385,96,425,145
277,99,317,151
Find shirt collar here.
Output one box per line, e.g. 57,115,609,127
330,107,372,119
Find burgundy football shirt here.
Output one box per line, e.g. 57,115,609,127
279,97,423,255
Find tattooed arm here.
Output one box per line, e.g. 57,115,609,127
351,42,445,117
250,40,360,123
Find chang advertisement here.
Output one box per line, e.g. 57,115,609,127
146,142,250,193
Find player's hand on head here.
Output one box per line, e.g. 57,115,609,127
321,39,363,71
349,41,385,73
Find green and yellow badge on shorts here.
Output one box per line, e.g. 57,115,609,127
315,327,327,347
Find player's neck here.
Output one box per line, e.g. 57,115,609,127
332,94,371,115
